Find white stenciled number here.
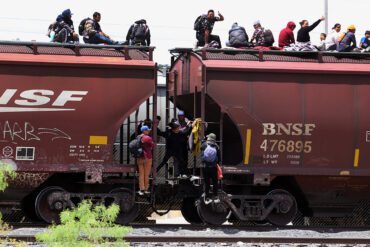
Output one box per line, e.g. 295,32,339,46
260,139,313,153
287,140,295,153
304,141,312,153
260,139,267,151
278,140,286,152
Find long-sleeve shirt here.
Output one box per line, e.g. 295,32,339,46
279,22,296,47
141,135,154,159
326,30,341,49
84,19,103,37
297,19,321,42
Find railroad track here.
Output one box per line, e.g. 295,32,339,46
8,222,370,231
2,234,370,244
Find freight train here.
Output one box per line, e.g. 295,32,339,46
1,41,370,226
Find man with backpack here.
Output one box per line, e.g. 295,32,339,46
132,125,154,196
194,10,224,48
126,19,151,46
201,133,221,204
250,20,274,47
81,12,117,45
53,9,79,43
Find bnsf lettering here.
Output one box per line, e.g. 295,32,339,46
262,123,316,136
0,89,88,106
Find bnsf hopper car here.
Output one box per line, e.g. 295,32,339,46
0,41,157,224
168,48,370,226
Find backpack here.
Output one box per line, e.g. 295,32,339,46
129,135,144,158
202,144,218,163
194,15,205,31
78,17,91,35
131,23,147,42
263,29,275,46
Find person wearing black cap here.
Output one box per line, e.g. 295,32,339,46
201,133,220,204
53,9,79,43
156,121,191,178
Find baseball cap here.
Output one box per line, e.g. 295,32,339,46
141,125,151,132
347,25,356,30
178,111,185,116
206,133,216,140
253,20,261,26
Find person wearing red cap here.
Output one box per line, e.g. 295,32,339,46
278,21,296,47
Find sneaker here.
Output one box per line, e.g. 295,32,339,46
213,196,220,203
204,197,212,205
137,190,144,196
144,190,151,195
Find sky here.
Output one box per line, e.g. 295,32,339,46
0,0,369,64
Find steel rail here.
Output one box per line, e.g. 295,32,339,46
3,234,370,244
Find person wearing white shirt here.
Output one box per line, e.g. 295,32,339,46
326,23,341,50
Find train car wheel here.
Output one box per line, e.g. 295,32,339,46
109,188,139,225
266,189,297,226
196,197,229,225
181,197,203,224
35,186,66,224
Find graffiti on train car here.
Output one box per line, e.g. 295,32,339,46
0,121,71,143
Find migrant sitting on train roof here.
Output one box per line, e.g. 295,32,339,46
250,20,274,47
278,21,296,48
226,22,250,48
194,10,224,48
359,31,370,50
81,12,118,45
337,25,358,52
126,19,151,46
201,133,221,204
325,23,341,51
316,33,327,51
49,9,79,43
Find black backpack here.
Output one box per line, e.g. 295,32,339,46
131,24,147,42
78,18,91,35
194,15,205,31
129,134,144,158
263,29,275,46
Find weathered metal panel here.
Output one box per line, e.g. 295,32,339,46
0,53,155,171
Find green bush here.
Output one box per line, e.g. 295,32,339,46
0,161,16,192
36,200,132,247
0,161,25,247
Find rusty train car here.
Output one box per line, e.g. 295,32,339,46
168,48,370,225
2,41,370,226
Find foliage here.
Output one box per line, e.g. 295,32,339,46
0,161,25,247
0,161,16,192
36,200,132,247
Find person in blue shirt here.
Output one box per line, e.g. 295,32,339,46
359,31,370,49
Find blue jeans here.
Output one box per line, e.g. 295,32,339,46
84,33,114,45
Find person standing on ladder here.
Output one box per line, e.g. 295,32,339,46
201,133,220,204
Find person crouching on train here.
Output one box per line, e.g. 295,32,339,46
201,133,220,204
137,126,154,196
